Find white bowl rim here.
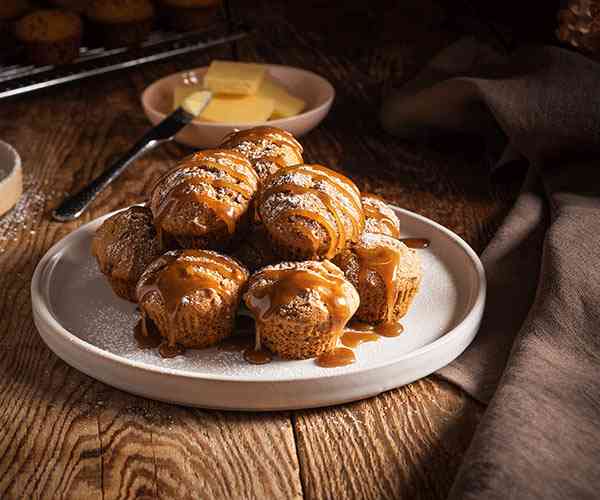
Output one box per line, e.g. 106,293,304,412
31,205,486,384
141,63,336,128
0,140,22,180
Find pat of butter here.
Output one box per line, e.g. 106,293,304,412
200,94,275,123
204,60,266,96
258,77,306,119
173,83,204,109
181,90,212,117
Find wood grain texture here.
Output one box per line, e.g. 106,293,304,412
294,379,482,500
0,0,517,499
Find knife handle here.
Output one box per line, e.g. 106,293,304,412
52,134,164,222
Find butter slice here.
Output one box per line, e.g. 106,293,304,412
173,83,204,109
258,77,306,119
204,60,266,96
182,90,212,117
199,94,274,123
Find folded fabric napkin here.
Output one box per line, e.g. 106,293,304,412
381,39,600,499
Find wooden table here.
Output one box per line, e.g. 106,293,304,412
0,2,516,498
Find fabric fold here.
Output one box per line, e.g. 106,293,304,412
381,41,600,499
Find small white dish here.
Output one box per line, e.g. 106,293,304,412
141,64,335,148
0,140,23,217
31,206,485,411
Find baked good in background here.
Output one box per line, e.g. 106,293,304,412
136,249,249,350
334,232,421,324
91,206,164,302
155,0,222,32
219,126,304,184
85,0,154,48
243,260,359,359
0,0,30,50
362,193,400,238
257,163,364,260
149,149,259,250
15,9,82,65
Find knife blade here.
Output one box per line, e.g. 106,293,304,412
52,90,212,222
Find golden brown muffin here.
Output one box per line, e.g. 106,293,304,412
149,149,259,250
220,126,304,184
85,0,154,48
257,163,364,261
156,0,221,31
92,206,164,302
15,9,82,65
231,222,279,273
136,249,249,349
244,260,359,359
361,193,400,238
333,232,421,324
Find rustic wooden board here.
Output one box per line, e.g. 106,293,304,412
0,1,516,499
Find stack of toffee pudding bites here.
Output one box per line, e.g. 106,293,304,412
92,126,423,367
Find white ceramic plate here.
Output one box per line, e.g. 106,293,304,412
31,206,485,411
142,64,335,148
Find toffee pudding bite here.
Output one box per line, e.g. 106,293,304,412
136,249,249,353
219,126,304,184
149,149,259,250
257,164,364,261
334,232,421,326
362,193,400,238
243,260,360,360
91,206,164,302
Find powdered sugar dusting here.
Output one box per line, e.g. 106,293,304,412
40,207,472,389
0,175,66,251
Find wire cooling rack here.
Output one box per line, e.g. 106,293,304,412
0,20,249,100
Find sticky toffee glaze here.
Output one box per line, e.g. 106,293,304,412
259,164,364,259
136,250,248,358
153,150,259,236
244,265,357,354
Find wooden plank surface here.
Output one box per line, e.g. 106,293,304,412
0,1,516,499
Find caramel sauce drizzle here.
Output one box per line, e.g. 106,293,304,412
316,347,356,368
346,320,404,338
259,164,364,258
155,151,258,235
137,250,246,349
363,201,400,238
341,330,380,348
354,243,403,324
245,267,355,352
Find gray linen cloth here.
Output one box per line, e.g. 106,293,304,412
381,39,600,499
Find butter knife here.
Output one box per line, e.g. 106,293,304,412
52,90,212,222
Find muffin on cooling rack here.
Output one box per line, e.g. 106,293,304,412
244,260,359,359
361,193,400,238
333,232,421,324
92,206,165,302
85,0,154,48
136,249,249,349
156,0,222,32
149,149,259,250
15,9,82,66
220,126,304,184
257,163,364,261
